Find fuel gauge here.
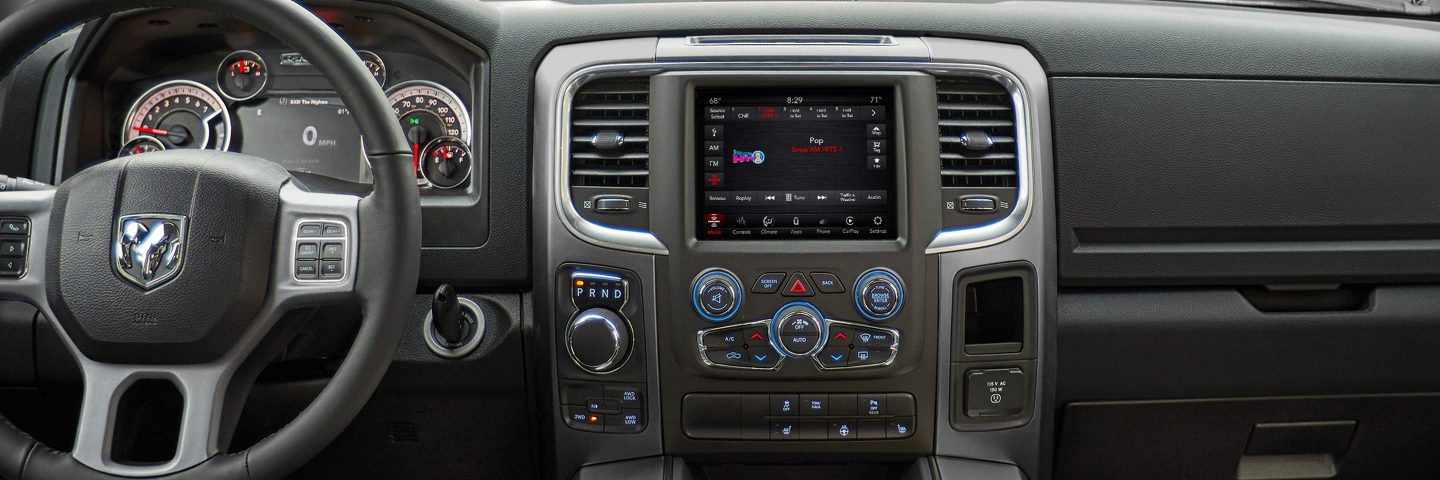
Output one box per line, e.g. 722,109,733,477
357,50,386,86
216,50,268,101
420,136,472,189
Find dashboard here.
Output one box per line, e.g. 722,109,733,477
7,1,1440,480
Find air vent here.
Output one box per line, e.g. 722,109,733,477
938,77,1017,188
570,77,650,188
568,76,652,233
937,77,1020,230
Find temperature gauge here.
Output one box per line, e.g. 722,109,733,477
357,50,386,86
420,136,472,189
117,136,166,157
216,50,268,101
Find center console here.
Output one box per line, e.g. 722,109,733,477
533,36,1054,480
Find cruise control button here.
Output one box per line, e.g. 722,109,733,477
752,272,785,293
781,272,814,297
296,242,319,259
321,242,344,259
294,260,318,279
320,260,343,277
811,272,844,293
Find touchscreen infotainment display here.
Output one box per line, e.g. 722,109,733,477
696,88,896,240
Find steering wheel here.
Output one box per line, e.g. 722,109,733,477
0,0,420,478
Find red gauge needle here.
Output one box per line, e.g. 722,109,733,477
412,143,421,172
132,126,170,136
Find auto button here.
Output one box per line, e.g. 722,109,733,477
771,302,826,357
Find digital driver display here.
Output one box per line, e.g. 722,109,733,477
696,88,896,240
234,96,370,184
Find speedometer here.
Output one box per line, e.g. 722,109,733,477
122,80,231,152
386,81,471,179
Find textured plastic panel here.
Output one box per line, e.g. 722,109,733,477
1055,77,1440,286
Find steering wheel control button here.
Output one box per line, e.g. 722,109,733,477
811,272,845,293
781,272,814,297
321,242,344,259
321,224,344,237
0,219,29,235
0,240,24,257
565,308,632,374
570,271,628,311
294,261,318,279
692,269,742,322
296,242,319,259
298,222,324,237
320,260,343,278
751,272,786,293
965,367,1027,417
855,269,904,321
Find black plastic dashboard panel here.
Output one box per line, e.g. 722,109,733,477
1055,77,1440,286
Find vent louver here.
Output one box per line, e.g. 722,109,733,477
569,77,650,188
937,78,1017,188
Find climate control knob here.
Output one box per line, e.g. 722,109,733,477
692,269,742,322
855,268,904,321
771,302,827,357
565,308,632,373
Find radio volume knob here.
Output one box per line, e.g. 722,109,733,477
692,269,742,322
565,308,632,373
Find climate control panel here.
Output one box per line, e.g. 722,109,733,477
690,268,906,372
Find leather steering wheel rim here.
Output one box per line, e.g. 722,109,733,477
0,1,419,479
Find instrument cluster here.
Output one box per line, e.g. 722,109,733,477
118,48,476,190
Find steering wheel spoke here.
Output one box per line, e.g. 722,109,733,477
269,181,361,309
70,362,231,476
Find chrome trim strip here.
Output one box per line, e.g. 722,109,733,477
695,320,784,371
550,56,1037,255
811,319,902,371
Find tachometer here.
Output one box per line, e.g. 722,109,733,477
122,80,231,152
386,81,471,180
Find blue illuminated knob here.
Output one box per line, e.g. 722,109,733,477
692,269,742,322
855,269,904,322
